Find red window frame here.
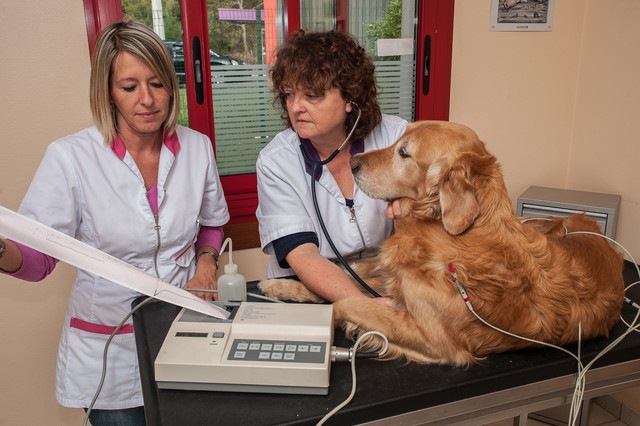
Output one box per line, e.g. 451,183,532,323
83,0,123,57
83,0,454,247
416,0,455,120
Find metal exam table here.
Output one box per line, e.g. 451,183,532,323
132,262,640,425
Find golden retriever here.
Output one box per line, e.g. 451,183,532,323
258,121,624,366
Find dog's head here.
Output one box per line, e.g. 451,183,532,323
351,121,495,235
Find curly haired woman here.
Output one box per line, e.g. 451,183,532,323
256,30,407,305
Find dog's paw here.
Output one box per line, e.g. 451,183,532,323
257,279,325,303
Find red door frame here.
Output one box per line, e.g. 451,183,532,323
82,0,455,226
83,0,123,57
181,1,259,224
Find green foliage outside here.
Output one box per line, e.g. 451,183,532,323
122,0,264,64
206,0,264,64
178,87,188,127
365,0,402,61
122,0,182,41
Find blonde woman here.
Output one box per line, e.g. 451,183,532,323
0,20,228,425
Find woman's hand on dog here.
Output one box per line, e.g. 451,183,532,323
386,200,401,219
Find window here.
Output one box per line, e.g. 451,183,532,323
83,0,454,249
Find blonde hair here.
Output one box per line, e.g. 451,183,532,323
90,20,179,145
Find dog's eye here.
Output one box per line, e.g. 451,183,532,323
398,146,411,159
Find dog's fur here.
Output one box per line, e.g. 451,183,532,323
259,121,624,366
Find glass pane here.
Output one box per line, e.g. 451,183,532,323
207,0,284,177
121,0,190,127
301,0,337,30
210,0,416,177
301,0,416,123
121,0,416,179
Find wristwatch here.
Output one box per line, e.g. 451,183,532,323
196,250,219,269
0,239,5,259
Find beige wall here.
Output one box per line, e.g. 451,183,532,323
450,0,639,261
0,1,92,425
0,0,637,424
568,1,640,260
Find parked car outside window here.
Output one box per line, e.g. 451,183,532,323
164,41,243,84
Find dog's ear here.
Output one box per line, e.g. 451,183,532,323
439,158,480,235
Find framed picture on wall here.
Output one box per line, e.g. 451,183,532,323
490,0,554,32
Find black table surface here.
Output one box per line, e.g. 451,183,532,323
132,262,640,426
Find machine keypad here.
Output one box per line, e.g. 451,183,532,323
229,339,326,363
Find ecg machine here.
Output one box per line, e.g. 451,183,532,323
154,302,334,395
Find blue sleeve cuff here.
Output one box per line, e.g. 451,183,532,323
271,232,319,269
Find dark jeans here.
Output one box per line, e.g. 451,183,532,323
85,406,145,426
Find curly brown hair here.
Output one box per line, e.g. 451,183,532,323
270,30,382,141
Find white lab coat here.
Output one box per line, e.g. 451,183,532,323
19,125,229,409
256,114,408,278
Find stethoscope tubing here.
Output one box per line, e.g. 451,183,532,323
298,103,382,298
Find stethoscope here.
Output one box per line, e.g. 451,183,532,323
298,101,382,298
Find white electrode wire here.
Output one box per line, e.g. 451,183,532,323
520,220,640,330
247,292,286,303
567,297,640,425
466,304,584,366
565,231,640,287
623,279,640,329
316,331,389,426
185,288,285,303
456,227,640,426
83,296,155,426
566,231,640,325
185,282,285,303
465,292,639,426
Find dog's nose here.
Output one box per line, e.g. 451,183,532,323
350,156,362,175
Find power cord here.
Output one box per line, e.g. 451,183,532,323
83,296,155,426
84,242,287,426
317,331,389,426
